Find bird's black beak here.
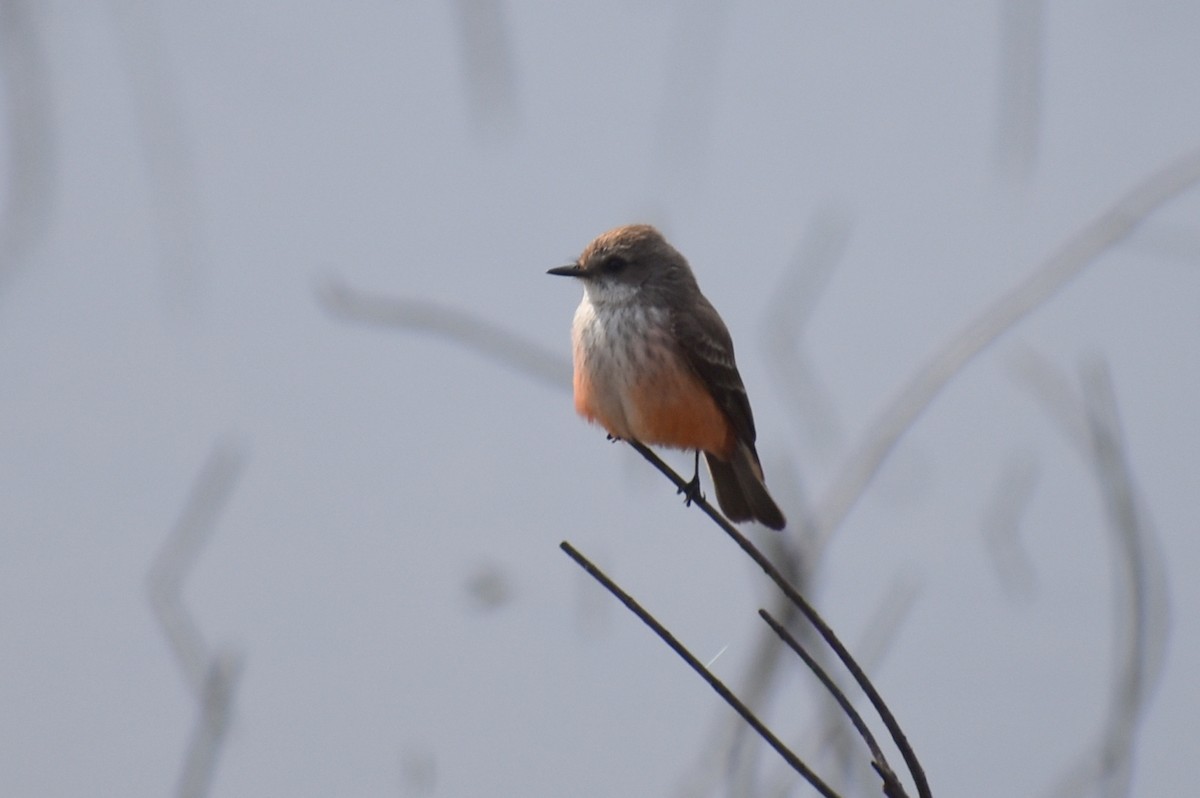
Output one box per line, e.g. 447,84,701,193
547,263,584,278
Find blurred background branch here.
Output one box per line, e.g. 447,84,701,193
148,441,247,798
6,6,1194,796
0,0,55,295
319,275,569,388
1013,356,1170,798
996,0,1044,179
453,0,519,138
108,0,208,319
761,208,852,461
815,144,1200,552
981,451,1041,601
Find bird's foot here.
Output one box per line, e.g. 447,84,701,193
677,474,703,507
606,433,622,443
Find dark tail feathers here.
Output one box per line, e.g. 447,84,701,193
705,443,786,530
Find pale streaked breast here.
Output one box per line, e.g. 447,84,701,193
570,297,672,441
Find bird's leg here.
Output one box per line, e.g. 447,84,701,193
606,433,622,443
678,450,703,506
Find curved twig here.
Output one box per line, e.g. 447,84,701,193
626,440,931,798
1015,358,1170,798
759,610,905,798
803,577,920,795
815,144,1200,551
560,541,841,798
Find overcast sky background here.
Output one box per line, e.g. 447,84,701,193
1,3,1198,796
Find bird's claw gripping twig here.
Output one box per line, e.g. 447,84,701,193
677,474,704,507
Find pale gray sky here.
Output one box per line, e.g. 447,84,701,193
1,3,1197,796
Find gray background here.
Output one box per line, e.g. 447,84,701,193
1,2,1197,796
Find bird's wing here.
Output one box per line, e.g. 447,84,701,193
671,293,758,447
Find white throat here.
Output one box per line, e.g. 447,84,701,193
581,278,642,309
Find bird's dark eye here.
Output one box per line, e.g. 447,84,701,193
602,254,628,274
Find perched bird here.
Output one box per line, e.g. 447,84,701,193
548,224,786,530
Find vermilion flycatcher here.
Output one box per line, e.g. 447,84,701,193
548,224,786,530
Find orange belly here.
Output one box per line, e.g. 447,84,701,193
574,356,735,460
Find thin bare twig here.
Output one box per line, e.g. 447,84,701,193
815,144,1200,551
804,577,921,795
715,523,814,798
626,440,931,798
723,208,852,795
759,610,905,798
560,541,841,798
